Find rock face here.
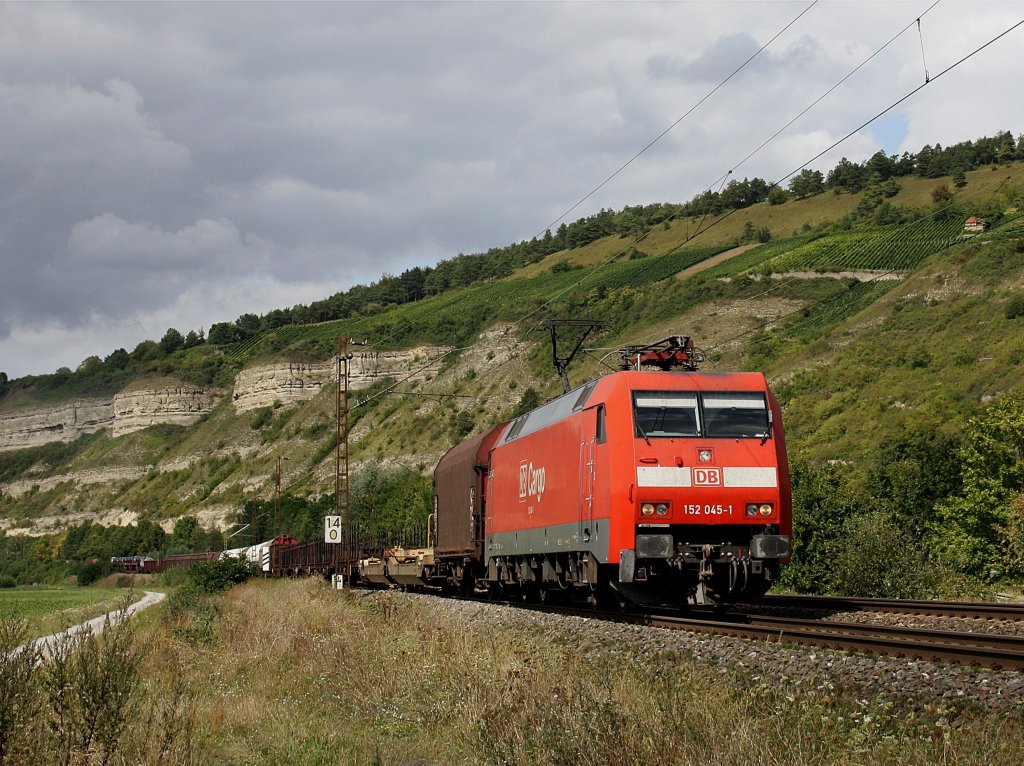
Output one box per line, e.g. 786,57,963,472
348,346,451,390
0,345,453,449
112,387,221,437
0,385,221,450
232,362,331,413
0,399,114,452
231,346,451,412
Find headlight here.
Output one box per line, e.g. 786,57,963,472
641,503,655,517
746,503,758,517
759,503,773,516
655,503,669,516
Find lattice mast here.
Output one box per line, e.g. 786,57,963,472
335,336,353,536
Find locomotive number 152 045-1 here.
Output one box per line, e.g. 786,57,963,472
682,504,734,516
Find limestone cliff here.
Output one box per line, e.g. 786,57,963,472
0,399,114,452
231,346,451,412
112,387,220,437
0,385,221,451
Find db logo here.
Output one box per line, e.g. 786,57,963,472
692,467,722,486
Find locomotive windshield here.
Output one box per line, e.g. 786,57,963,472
633,393,700,437
702,393,770,438
632,391,770,439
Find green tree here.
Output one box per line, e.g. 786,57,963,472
104,348,130,370
170,516,200,553
207,322,237,345
767,186,789,205
871,427,962,541
183,329,204,349
511,388,542,419
826,157,867,193
788,168,825,199
933,395,1024,578
452,409,475,438
159,327,185,354
780,461,865,594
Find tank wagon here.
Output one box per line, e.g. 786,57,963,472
429,337,791,606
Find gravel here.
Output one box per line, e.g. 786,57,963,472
392,592,1024,715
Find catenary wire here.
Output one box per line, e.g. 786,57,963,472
352,11,1024,415
504,2,974,337
532,1,820,241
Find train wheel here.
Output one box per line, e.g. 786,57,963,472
538,584,561,606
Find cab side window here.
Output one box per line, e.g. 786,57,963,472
596,405,607,444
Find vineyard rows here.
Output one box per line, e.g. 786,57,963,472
766,220,964,274
224,244,731,356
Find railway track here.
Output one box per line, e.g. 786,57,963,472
520,602,1024,671
757,594,1024,620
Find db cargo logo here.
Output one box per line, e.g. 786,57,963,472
519,461,546,502
692,467,722,486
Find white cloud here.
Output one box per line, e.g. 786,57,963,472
0,1,1022,379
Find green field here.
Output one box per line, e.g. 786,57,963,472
0,586,134,638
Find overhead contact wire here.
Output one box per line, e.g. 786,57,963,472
509,1,943,333
532,1,820,241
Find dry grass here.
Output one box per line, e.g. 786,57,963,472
110,578,1024,766
3,569,1024,764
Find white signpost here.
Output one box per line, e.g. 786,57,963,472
324,515,343,543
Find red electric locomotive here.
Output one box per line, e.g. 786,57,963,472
433,337,791,606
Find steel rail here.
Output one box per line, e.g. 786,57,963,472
757,594,1024,620
518,603,1024,671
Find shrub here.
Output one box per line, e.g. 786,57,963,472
510,388,542,419
165,587,220,644
0,614,42,764
75,559,110,586
1005,293,1024,319
831,511,936,598
1,606,147,766
42,608,146,764
249,407,273,430
452,410,475,438
187,556,257,594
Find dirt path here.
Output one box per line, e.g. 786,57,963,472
767,270,904,281
27,590,166,660
675,243,761,280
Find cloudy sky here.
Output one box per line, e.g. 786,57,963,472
1,1,1022,379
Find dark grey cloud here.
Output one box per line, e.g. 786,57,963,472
0,1,1020,378
646,32,822,83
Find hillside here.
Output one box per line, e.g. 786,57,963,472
2,154,1024,594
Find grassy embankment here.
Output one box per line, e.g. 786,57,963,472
5,577,1018,766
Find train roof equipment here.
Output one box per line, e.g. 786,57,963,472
618,335,705,371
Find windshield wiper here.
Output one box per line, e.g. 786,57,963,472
635,421,652,446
